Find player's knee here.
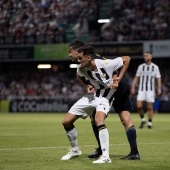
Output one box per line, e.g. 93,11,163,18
147,106,153,111
120,117,133,129
95,118,104,126
121,119,125,126
62,119,70,128
137,105,143,110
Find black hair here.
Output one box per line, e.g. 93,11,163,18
145,51,152,55
77,45,96,57
68,39,85,50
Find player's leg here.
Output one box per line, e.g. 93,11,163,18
137,100,146,128
93,111,111,163
61,113,81,160
118,111,140,160
88,111,102,158
146,102,154,128
146,91,155,128
137,91,146,128
61,96,92,160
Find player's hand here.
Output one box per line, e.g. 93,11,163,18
157,89,161,96
108,80,119,89
86,85,95,94
131,87,135,95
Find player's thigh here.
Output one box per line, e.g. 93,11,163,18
62,113,79,125
137,100,143,108
146,102,154,110
69,96,95,119
95,97,111,115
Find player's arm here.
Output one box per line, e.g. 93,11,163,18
108,71,119,89
131,76,139,95
116,56,130,82
77,74,95,94
156,77,162,96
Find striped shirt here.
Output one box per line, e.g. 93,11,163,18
136,63,161,91
77,58,123,102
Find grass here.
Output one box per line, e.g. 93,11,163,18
0,113,170,170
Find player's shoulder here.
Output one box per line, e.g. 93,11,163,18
140,63,145,66
151,62,159,67
138,63,145,68
95,59,108,66
95,57,121,65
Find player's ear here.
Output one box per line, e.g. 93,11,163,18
87,55,91,60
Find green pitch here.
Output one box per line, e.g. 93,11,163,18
0,113,170,170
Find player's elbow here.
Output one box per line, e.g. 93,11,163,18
125,56,131,62
122,56,131,63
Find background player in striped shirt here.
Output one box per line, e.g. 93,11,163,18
131,52,161,128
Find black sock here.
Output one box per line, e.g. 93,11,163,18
148,119,152,122
92,121,101,150
140,115,144,119
126,125,139,154
64,125,75,132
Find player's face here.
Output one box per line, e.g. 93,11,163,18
144,53,152,63
68,49,79,62
77,52,91,67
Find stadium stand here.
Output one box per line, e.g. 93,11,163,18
0,0,97,44
0,62,84,100
101,0,170,41
0,0,170,43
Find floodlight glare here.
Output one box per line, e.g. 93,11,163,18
69,64,79,68
37,64,51,69
98,19,110,23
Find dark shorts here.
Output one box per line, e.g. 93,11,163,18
112,78,134,113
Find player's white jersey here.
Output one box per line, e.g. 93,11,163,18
77,57,123,102
136,63,161,92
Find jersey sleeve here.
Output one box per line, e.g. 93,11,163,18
155,66,161,78
136,65,141,77
104,57,123,71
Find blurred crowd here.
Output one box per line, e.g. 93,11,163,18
0,66,170,103
0,0,170,44
0,68,85,100
0,0,97,44
101,0,170,41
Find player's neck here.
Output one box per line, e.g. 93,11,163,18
145,61,151,65
88,60,97,72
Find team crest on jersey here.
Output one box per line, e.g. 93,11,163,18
152,66,154,71
105,62,108,65
102,74,106,78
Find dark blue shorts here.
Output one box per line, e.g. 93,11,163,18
112,78,133,113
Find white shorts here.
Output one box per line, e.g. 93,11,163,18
68,96,112,119
137,91,155,102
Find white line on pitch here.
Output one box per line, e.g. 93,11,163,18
0,142,170,151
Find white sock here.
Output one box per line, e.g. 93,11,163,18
148,122,152,126
142,117,146,122
99,128,109,157
66,127,79,150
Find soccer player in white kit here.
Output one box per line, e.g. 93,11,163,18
61,46,130,163
131,52,161,128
